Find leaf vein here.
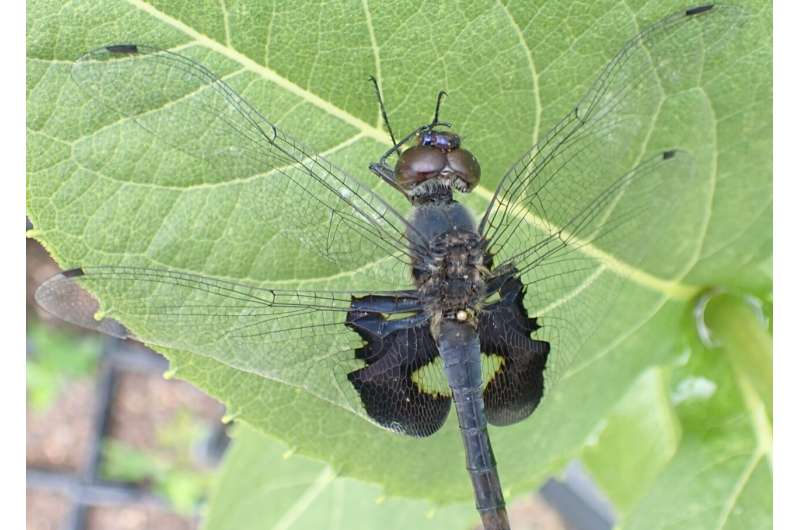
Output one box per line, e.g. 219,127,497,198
126,0,390,143
495,0,542,146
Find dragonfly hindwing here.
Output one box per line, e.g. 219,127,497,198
478,275,550,426
345,307,451,437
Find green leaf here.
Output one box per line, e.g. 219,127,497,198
622,437,771,530
580,290,772,528
27,0,771,508
204,423,477,530
619,304,772,530
581,368,681,514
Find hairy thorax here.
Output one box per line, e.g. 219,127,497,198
407,201,487,325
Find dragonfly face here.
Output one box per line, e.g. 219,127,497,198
394,129,481,197
33,5,742,530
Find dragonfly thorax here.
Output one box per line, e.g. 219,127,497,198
395,130,481,202
408,201,486,325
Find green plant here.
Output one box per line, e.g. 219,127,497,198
101,409,212,514
27,1,771,528
205,423,478,530
26,321,102,411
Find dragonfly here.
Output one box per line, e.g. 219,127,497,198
35,5,740,529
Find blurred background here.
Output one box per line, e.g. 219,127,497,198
27,234,227,530
27,234,618,530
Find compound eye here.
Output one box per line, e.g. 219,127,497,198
395,145,447,191
446,148,481,192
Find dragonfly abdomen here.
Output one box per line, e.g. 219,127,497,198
435,319,509,530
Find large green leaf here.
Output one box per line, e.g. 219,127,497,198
581,368,681,514
26,0,771,507
581,292,771,529
625,301,771,530
204,424,477,530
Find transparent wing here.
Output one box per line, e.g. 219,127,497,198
34,265,431,428
71,44,420,270
520,150,699,380
479,4,742,272
476,5,746,417
479,150,703,418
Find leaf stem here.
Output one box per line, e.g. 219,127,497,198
701,291,772,417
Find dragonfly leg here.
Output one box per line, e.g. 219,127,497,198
369,161,409,199
348,291,421,313
347,292,425,339
368,124,433,201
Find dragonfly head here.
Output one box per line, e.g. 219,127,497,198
394,128,481,197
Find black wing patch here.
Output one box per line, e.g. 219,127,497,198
346,307,450,437
478,276,550,426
